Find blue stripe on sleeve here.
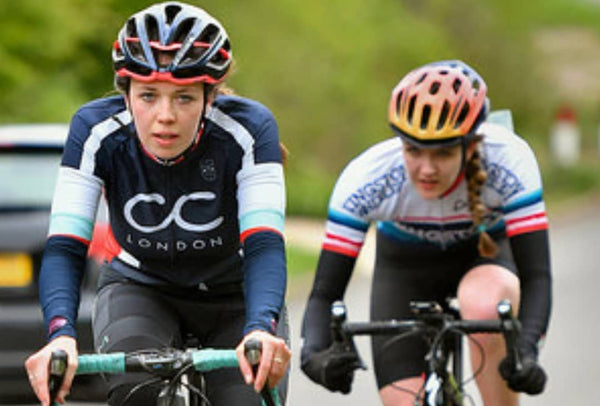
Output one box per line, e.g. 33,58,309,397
328,209,369,232
502,189,543,214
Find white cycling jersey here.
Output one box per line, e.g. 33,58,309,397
322,121,548,257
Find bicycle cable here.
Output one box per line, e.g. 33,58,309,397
122,376,163,406
167,361,212,406
378,330,429,400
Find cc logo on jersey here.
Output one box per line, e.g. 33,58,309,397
124,192,224,233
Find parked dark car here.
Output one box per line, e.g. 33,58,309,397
0,124,110,403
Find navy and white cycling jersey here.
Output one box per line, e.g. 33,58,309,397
40,94,286,338
322,121,548,258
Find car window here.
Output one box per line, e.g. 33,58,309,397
0,152,61,207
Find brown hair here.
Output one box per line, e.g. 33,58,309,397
465,141,497,258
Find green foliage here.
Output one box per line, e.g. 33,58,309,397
286,243,319,278
1,0,600,216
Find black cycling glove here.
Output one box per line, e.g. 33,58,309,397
499,354,547,395
301,345,363,394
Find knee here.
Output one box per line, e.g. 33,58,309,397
457,266,520,321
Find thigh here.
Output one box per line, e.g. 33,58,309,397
370,254,457,388
93,281,182,405
178,291,262,406
187,294,290,406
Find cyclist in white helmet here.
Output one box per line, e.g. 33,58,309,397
301,60,550,406
25,2,290,405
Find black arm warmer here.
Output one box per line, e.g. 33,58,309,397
509,229,552,358
300,250,356,363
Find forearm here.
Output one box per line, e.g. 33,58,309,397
301,250,356,360
39,236,87,340
242,231,286,334
509,229,552,357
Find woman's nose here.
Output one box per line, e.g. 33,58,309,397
157,99,176,122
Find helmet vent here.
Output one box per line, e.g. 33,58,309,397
198,24,219,44
126,19,138,38
408,95,417,124
421,105,431,130
452,78,462,94
144,16,160,42
416,73,427,85
438,102,450,130
395,91,403,115
211,39,230,66
173,18,195,43
429,81,440,95
165,4,183,24
456,103,470,128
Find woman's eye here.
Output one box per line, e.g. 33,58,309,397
177,94,194,103
405,146,420,156
140,92,155,102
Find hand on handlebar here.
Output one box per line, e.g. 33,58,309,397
499,354,547,395
301,343,363,394
24,336,79,406
236,330,290,393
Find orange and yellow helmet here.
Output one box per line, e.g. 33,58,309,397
389,60,488,147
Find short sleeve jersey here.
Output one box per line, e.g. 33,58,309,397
322,122,548,257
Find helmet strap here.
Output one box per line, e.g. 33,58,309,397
438,137,470,198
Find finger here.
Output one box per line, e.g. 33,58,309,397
30,370,50,406
254,343,275,392
236,346,254,385
267,357,287,388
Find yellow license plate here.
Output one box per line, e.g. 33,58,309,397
0,253,33,287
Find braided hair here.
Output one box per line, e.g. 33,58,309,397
465,141,497,258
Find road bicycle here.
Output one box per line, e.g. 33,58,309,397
47,338,282,406
330,298,522,406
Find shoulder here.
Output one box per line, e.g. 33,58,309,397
72,95,128,125
478,122,536,156
207,94,277,136
332,137,406,197
341,137,404,178
64,96,131,168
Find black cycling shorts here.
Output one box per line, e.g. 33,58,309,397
370,230,516,389
93,265,289,406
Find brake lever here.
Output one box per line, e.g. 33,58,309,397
497,299,523,372
244,338,277,406
330,301,367,370
48,349,68,405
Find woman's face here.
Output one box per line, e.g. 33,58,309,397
127,79,206,160
403,142,470,200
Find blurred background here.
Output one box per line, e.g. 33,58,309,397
2,0,600,218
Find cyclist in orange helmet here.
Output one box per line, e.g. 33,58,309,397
301,60,550,406
25,2,290,405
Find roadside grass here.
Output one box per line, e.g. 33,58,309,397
286,244,319,279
